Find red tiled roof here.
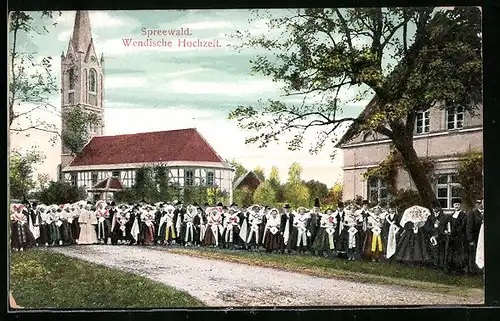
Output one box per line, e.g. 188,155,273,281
92,177,124,190
68,128,225,167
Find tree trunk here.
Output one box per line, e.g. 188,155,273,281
392,135,439,209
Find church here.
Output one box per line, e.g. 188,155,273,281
58,11,235,203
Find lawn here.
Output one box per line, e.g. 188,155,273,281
9,249,205,309
162,247,483,298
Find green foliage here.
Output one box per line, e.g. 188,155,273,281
253,181,277,206
389,189,425,214
207,187,229,206
457,152,483,209
230,159,247,183
132,167,157,203
9,250,205,308
253,166,266,181
321,183,343,207
61,105,102,155
283,162,310,208
233,187,255,208
37,181,87,205
9,11,62,141
304,180,329,206
9,147,46,199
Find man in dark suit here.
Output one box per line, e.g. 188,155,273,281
465,199,484,275
280,203,294,254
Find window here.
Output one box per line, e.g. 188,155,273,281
84,69,88,103
68,68,75,90
415,110,430,134
112,171,120,178
206,171,215,186
447,106,464,130
91,172,98,185
89,68,97,93
368,177,389,204
68,92,75,105
185,170,194,186
436,174,461,209
70,173,77,186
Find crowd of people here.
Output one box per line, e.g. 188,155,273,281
10,197,484,275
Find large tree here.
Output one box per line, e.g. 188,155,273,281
61,104,102,155
229,159,248,183
283,162,310,208
8,11,61,143
228,7,481,208
9,147,46,199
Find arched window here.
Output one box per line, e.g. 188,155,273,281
68,68,75,90
100,75,103,106
89,68,97,93
83,69,88,103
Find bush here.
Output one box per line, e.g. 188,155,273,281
36,181,87,205
390,189,425,214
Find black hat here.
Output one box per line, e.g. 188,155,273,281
193,202,199,207
230,203,237,207
204,202,210,207
176,201,182,205
111,201,116,206
337,201,344,208
314,198,320,208
453,199,462,204
362,200,369,205
87,201,93,205
32,202,38,208
222,206,228,210
283,203,290,209
217,202,223,207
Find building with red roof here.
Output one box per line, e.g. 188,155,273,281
59,12,234,203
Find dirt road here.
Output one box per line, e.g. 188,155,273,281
50,245,483,307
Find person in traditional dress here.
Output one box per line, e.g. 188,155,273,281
180,205,200,246
346,216,361,261
154,202,164,244
95,200,111,244
130,205,142,245
244,205,265,251
465,199,484,275
308,198,321,255
52,206,65,246
35,204,49,246
311,208,337,257
392,205,431,266
357,200,371,260
26,202,40,245
10,204,35,251
158,204,177,245
174,201,186,245
222,207,241,249
139,205,156,245
334,202,349,258
444,200,468,274
197,204,208,246
423,205,448,269
78,202,98,245
59,204,74,245
124,204,138,245
366,205,386,262
382,205,401,261
290,207,311,254
203,207,224,247
280,203,295,254
261,208,283,253
71,201,84,244
475,200,484,270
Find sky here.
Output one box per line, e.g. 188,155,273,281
10,9,377,188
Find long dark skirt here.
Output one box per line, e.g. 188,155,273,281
158,224,177,243
392,228,431,266
263,230,283,251
311,228,336,251
445,235,467,273
48,222,61,245
11,222,35,249
59,220,73,245
202,226,221,246
180,224,199,245
71,218,80,241
37,224,49,245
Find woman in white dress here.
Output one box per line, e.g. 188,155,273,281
78,203,98,245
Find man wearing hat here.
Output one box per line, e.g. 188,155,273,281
358,200,371,260
174,201,186,245
465,199,484,275
334,201,348,258
309,198,321,255
444,199,468,273
280,203,294,254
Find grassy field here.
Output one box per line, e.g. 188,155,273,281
162,247,483,298
9,249,205,309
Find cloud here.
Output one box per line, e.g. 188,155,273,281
56,11,130,29
105,76,149,89
166,79,277,96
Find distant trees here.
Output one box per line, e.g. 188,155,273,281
37,181,87,205
9,147,46,199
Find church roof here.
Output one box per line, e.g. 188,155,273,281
90,177,124,191
71,11,93,54
65,128,229,169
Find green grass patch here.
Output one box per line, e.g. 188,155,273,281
9,249,205,309
162,247,483,299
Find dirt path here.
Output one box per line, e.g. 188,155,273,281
50,245,482,307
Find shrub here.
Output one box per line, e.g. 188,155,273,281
36,181,87,205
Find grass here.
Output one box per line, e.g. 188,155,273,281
160,247,484,298
9,249,205,309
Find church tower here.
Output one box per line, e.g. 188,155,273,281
60,11,105,173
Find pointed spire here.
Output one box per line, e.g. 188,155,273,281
71,11,93,54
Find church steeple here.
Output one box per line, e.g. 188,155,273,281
60,10,105,172
71,11,93,54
